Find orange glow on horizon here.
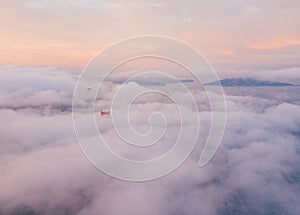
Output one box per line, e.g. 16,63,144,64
248,39,300,50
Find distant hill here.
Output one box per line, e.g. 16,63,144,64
111,77,194,86
206,78,295,87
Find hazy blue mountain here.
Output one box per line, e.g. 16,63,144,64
206,78,295,87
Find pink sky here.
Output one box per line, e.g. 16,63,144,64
0,0,299,71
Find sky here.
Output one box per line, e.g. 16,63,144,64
1,1,300,214
1,0,300,71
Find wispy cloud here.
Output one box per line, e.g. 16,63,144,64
25,0,123,9
216,50,234,56
248,39,300,50
244,7,263,14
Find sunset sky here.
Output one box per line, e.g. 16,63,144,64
1,1,300,214
1,0,300,72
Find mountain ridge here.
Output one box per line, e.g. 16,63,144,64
206,78,296,87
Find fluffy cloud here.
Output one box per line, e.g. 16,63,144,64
0,65,76,112
0,65,300,214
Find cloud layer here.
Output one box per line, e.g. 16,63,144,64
0,65,300,214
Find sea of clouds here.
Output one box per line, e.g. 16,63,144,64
0,65,299,215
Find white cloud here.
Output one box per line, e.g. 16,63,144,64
0,65,300,214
